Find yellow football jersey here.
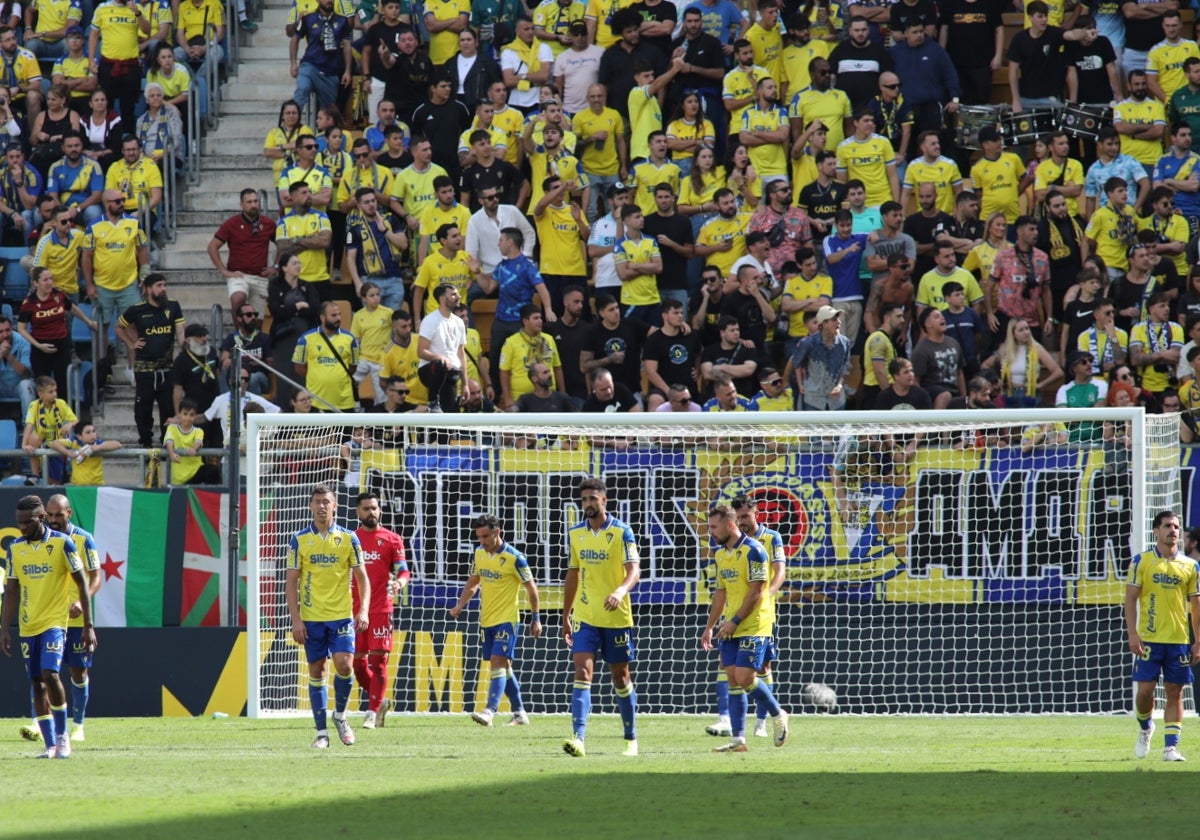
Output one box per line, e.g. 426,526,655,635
499,330,561,400
1113,97,1167,166
1034,157,1086,219
783,272,832,338
278,210,333,283
836,134,896,207
286,524,364,622
790,87,851,149
573,107,624,176
567,513,638,628
7,528,82,636
629,160,681,216
472,542,534,628
1127,548,1200,644
613,233,661,306
1148,39,1200,101
903,156,962,214
292,328,359,410
713,534,773,637
970,152,1024,223
1084,203,1137,271
63,524,99,630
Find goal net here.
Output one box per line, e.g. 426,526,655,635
246,408,1178,717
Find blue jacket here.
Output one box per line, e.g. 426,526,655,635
888,41,960,106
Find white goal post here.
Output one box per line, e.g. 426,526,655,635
246,408,1179,717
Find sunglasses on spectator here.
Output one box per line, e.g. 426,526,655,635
354,152,370,159
881,83,900,90
239,376,250,383
480,193,499,201
390,388,409,395
767,378,783,387
300,144,317,150
241,310,257,317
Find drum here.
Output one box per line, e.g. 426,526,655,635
955,105,1002,150
1000,108,1059,145
1059,102,1112,141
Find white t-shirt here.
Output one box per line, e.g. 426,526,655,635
455,54,478,95
500,43,555,109
588,212,621,289
418,310,467,369
204,391,281,441
552,45,604,114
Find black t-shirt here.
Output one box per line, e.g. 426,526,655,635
873,384,933,410
1037,215,1084,294
631,0,677,60
939,0,1003,70
1112,267,1180,332
1006,26,1067,100
828,40,893,108
546,317,591,400
1062,296,1099,350
642,211,694,291
720,289,770,352
376,149,413,174
121,300,184,371
669,31,725,95
410,99,472,173
1122,0,1167,51
642,327,700,391
586,318,650,394
515,390,578,412
171,348,221,413
1065,36,1118,104
218,329,273,371
902,210,955,279
890,0,940,34
700,340,760,398
583,382,640,412
598,42,667,120
383,52,434,125
943,217,983,265
459,158,524,210
799,179,848,225
364,21,408,80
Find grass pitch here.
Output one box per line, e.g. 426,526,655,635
0,714,1191,838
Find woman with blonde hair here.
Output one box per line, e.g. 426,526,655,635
984,317,1063,407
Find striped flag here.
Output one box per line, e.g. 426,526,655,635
181,489,247,627
65,487,169,627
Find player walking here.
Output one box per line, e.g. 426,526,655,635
562,477,641,758
701,504,789,753
351,491,409,730
1125,510,1200,762
285,484,369,749
0,495,95,758
449,514,542,727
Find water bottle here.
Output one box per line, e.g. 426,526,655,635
211,712,229,719
74,445,92,464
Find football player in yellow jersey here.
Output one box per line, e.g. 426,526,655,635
700,503,789,753
417,175,472,263
900,131,962,214
970,127,1024,224
562,477,641,758
1146,11,1199,103
835,108,898,207
285,484,368,749
723,41,767,137
0,495,92,759
1126,510,1200,762
1114,71,1168,169
739,77,791,182
44,494,100,744
731,495,788,737
449,514,542,727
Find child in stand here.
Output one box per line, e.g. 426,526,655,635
352,282,394,406
23,376,77,482
340,426,376,488
942,281,984,378
50,422,123,485
165,398,221,485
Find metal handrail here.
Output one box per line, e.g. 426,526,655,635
209,303,223,348
11,446,234,487
205,24,221,131
187,71,201,185
162,134,177,243
257,187,271,216
66,312,101,418
224,0,240,73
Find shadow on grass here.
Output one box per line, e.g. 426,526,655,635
20,769,1193,839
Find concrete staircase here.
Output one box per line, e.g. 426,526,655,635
93,3,293,485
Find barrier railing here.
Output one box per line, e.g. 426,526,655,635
66,314,101,419
8,446,232,487
225,0,240,72
162,134,178,243
187,79,201,185
204,24,221,131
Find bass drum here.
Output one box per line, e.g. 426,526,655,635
955,105,1003,150
1059,103,1113,140
1000,108,1059,145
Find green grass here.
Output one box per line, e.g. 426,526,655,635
0,715,1193,838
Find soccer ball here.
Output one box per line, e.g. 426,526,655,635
801,682,838,713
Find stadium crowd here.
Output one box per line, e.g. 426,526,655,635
4,0,1200,484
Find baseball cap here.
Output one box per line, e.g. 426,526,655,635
1067,350,1095,369
569,21,587,35
606,181,631,198
66,25,84,38
815,304,844,325
184,323,209,338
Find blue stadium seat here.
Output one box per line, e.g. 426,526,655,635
0,246,29,300
0,418,16,449
73,302,95,344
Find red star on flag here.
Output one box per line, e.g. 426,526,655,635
101,553,124,581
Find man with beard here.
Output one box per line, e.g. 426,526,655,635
780,14,829,102
941,190,983,264
1151,124,1200,236
889,21,960,150
84,189,149,360
873,356,933,410
902,181,954,281
172,323,222,443
642,299,698,410
691,264,729,343
695,188,751,279
901,132,963,216
828,17,893,111
410,72,472,186
1141,186,1189,279
345,187,409,313
1038,189,1088,325
723,39,768,145
277,182,333,301
546,285,590,403
581,293,649,396
598,9,665,125
116,273,183,447
289,0,352,114
860,300,907,408
643,184,694,312
376,27,433,128
514,360,576,412
46,131,103,228
583,366,641,413
987,215,1053,339
294,300,360,412
380,311,429,407
739,76,790,184
867,72,912,177
670,6,726,153
700,315,759,397
1114,69,1167,171
209,188,278,317
1034,132,1088,222
1085,127,1149,217
789,57,852,150
475,225,554,372
798,150,847,243
749,180,813,279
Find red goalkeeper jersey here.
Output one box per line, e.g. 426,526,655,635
352,527,408,616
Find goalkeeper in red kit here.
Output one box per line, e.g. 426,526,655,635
351,491,410,729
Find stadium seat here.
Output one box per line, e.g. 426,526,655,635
0,247,29,301
0,417,17,474
73,302,95,344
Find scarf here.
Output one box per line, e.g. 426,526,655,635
354,214,402,276
504,37,541,76
1001,343,1039,398
1046,214,1082,261
1086,326,1115,373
